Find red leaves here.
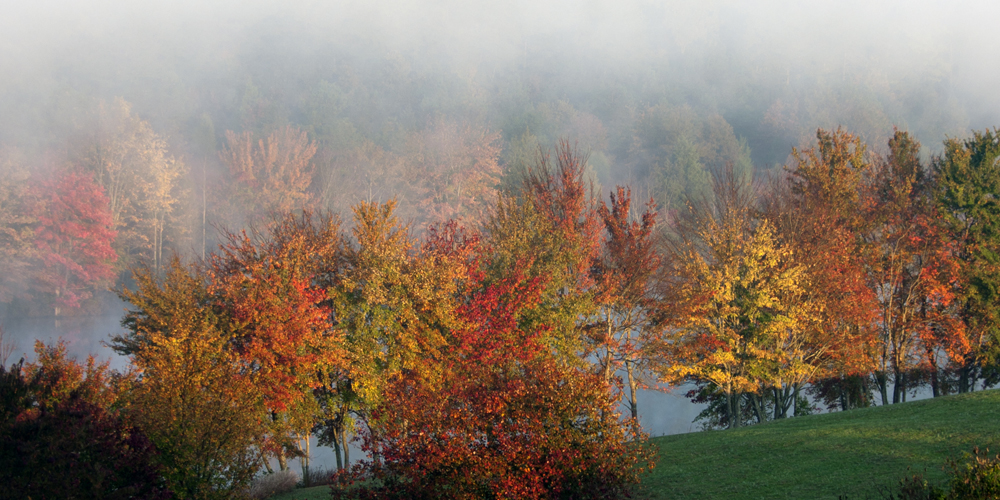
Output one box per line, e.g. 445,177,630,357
337,236,653,499
30,169,117,310
209,211,345,412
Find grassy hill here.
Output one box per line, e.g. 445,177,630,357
641,389,1000,499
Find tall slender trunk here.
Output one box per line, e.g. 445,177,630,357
773,388,782,420
299,433,311,486
959,361,975,393
342,427,349,466
750,393,765,424
892,368,904,404
625,360,639,421
792,385,800,417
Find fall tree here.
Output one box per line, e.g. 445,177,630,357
402,119,503,227
659,167,813,428
861,130,963,403
29,169,117,319
209,211,346,471
591,185,661,421
84,98,188,272
763,128,879,412
933,128,1000,392
0,149,35,305
0,347,170,500
113,257,266,499
220,125,317,225
482,141,602,362
334,251,655,500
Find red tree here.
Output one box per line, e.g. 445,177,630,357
30,169,117,316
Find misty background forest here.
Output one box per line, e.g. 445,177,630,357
2,1,1000,497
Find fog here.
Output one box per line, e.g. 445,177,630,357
1,0,995,458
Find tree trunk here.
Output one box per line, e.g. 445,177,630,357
792,385,800,417
773,388,782,420
332,426,343,471
892,368,903,404
750,393,765,424
728,391,741,429
875,371,889,405
300,432,311,486
625,360,639,421
342,427,349,466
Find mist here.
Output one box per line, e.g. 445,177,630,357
1,0,997,451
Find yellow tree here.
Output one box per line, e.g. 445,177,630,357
0,149,35,304
113,258,265,499
85,98,188,272
660,169,811,428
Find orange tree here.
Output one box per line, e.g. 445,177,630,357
862,130,964,403
208,211,345,471
763,128,879,412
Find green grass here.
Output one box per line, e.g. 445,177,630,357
268,485,330,500
641,389,1000,499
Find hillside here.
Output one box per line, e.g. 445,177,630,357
643,389,1000,499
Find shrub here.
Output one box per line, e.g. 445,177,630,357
249,470,300,500
947,447,1000,499
885,448,1000,499
0,360,170,500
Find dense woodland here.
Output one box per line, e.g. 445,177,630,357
1,3,1000,498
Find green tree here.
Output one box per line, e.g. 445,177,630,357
933,128,1000,392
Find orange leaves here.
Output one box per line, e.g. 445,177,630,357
210,211,346,412
220,125,317,222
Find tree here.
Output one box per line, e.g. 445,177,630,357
30,169,117,319
861,130,963,403
0,342,170,500
591,185,661,421
659,167,812,428
763,128,879,412
85,98,188,272
220,125,317,225
402,119,503,227
483,141,602,362
209,211,346,471
933,128,1000,392
335,255,655,500
0,150,36,305
113,258,266,499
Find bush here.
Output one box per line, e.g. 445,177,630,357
248,470,300,500
333,358,656,500
947,447,1000,499
0,360,170,500
884,448,1000,499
